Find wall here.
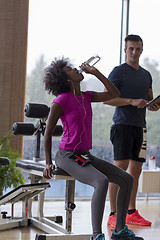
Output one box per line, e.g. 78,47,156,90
0,0,29,156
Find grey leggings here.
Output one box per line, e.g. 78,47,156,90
55,149,133,235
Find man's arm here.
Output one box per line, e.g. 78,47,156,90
103,88,149,108
147,88,160,111
147,88,153,101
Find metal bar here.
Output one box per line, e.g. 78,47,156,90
38,217,66,233
119,0,130,64
0,219,21,231
37,178,46,218
31,217,63,234
65,180,75,233
39,233,91,240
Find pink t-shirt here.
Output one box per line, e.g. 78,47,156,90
53,91,93,151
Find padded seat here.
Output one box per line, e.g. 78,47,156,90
0,157,9,166
16,159,70,176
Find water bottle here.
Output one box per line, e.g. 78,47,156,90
78,54,101,73
148,156,156,170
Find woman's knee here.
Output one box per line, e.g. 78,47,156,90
117,171,133,190
126,172,134,188
95,175,109,190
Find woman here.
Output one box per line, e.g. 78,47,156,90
43,57,144,240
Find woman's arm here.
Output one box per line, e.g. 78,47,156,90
43,102,63,179
80,64,120,102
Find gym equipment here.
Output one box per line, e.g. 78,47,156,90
0,157,9,166
0,103,91,240
0,183,50,230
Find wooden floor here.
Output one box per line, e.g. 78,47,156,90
0,198,160,240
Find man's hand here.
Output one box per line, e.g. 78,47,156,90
147,103,160,111
130,99,148,108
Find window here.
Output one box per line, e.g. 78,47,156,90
25,0,121,198
24,0,160,198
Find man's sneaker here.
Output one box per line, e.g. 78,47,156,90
90,233,105,240
126,210,152,226
111,225,144,240
107,212,116,228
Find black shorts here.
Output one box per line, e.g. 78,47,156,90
110,125,146,162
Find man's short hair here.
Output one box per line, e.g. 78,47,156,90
125,34,143,48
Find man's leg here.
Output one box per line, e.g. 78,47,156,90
109,160,129,211
128,160,143,210
126,160,152,226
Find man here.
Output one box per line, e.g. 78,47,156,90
104,34,159,227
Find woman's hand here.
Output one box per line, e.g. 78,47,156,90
79,63,97,75
43,163,55,179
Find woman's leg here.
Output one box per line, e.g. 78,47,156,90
90,154,133,230
55,149,109,236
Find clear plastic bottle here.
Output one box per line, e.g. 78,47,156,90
148,156,156,170
78,54,101,73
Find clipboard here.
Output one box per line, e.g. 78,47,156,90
146,95,160,109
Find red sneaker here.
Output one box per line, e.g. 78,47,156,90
126,210,152,226
107,212,116,228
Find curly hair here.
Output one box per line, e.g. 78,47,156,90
43,57,73,96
